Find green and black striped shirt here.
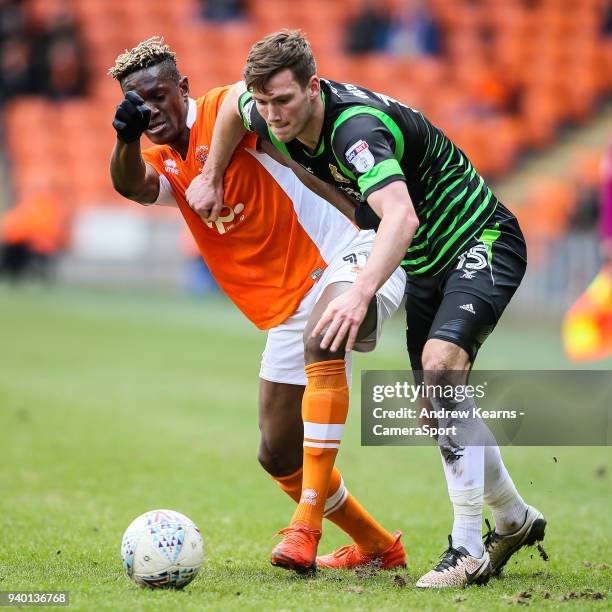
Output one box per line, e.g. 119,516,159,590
239,78,498,276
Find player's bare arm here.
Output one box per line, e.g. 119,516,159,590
313,180,418,352
110,141,161,204
260,140,357,224
185,81,247,220
110,91,160,204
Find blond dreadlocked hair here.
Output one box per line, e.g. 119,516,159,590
108,36,179,82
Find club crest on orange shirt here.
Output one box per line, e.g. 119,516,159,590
195,145,209,166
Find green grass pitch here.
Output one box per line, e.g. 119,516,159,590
1,285,610,610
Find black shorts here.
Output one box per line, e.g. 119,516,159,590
405,204,527,370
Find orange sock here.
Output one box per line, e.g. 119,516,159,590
273,467,395,554
291,360,348,530
273,468,302,503
325,470,396,554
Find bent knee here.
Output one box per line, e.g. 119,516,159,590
257,438,302,477
422,339,470,375
421,352,452,380
303,333,344,365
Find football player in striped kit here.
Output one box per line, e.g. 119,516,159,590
187,30,546,587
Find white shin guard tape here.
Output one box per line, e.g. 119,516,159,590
323,477,349,517
303,421,345,442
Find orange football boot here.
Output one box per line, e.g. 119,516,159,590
270,522,322,573
316,531,406,569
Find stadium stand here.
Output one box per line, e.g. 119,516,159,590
0,0,610,246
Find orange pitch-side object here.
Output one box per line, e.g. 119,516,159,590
562,268,612,361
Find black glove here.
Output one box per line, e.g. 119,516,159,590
112,91,151,143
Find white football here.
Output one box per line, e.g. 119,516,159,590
121,509,204,589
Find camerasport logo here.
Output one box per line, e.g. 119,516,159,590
163,159,179,175
195,145,209,165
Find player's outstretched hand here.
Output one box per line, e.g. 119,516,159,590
312,285,371,353
186,169,225,222
113,91,151,143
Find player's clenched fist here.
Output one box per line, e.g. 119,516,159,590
113,91,151,143
186,171,225,221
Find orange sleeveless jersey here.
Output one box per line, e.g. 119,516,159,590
142,87,329,329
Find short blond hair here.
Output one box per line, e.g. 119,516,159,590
108,36,179,82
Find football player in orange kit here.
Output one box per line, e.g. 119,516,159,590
109,38,406,573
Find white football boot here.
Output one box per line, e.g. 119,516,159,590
416,535,492,588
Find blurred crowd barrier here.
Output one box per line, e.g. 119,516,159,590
0,0,610,305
